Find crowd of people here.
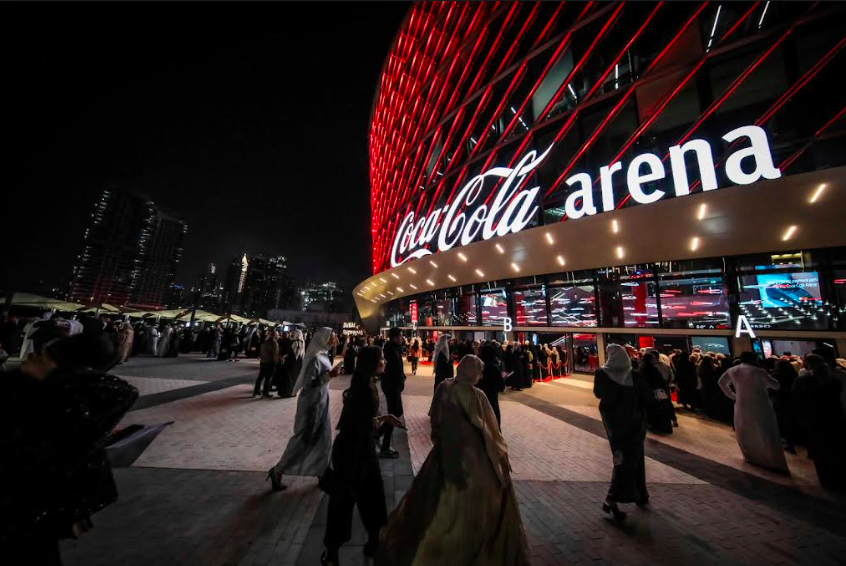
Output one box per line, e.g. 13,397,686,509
262,326,531,565
4,302,846,564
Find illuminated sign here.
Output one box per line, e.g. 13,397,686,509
342,322,364,337
735,315,757,338
389,125,780,267
409,300,418,325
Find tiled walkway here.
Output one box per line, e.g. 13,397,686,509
60,355,846,566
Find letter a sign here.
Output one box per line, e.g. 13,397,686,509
734,315,756,339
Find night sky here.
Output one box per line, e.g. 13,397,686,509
1,2,409,296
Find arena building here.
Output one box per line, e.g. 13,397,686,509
354,1,846,369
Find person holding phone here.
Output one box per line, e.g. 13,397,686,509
322,346,404,566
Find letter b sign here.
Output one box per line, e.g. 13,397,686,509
503,317,513,333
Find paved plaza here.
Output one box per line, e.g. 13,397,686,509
61,354,846,566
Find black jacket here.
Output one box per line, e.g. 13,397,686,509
382,340,406,390
0,368,138,540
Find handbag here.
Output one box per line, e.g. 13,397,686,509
654,388,669,401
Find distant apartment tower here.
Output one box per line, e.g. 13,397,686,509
68,189,187,309
300,281,343,313
241,255,295,317
196,262,222,311
223,253,249,313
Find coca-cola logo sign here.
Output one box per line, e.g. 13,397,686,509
389,125,780,268
391,145,553,267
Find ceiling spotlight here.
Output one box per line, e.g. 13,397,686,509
616,246,625,259
391,273,400,279
495,243,504,254
809,183,826,203
379,277,387,283
396,287,404,293
386,290,394,296
557,255,566,266
611,219,619,234
457,252,468,262
511,262,520,272
448,274,456,282
545,233,554,244
697,203,707,220
782,225,797,241
426,279,435,286
409,284,418,290
690,237,700,251
475,269,485,277
408,267,417,274
429,260,438,268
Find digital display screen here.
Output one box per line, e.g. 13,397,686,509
753,272,822,308
691,336,730,356
480,290,507,326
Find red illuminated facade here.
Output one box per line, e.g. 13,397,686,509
369,2,846,274
361,2,846,362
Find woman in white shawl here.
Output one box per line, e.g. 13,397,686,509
379,355,531,565
718,351,788,472
268,327,343,491
593,344,654,522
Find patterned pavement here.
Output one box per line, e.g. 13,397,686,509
60,354,846,566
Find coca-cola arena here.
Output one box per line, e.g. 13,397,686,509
354,2,846,369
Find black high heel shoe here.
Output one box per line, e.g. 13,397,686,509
266,468,287,492
602,499,627,522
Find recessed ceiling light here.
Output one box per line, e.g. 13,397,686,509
426,279,435,286
409,284,418,290
545,233,554,244
408,267,417,274
782,225,797,241
379,277,387,283
391,273,400,279
475,269,484,277
511,262,520,272
612,220,619,233
809,184,826,203
448,274,456,282
690,237,700,251
616,246,624,259
396,287,404,293
457,252,468,262
557,255,565,266
697,203,707,220
429,260,438,268
495,243,504,254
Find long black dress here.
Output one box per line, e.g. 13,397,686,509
642,364,673,434
434,351,453,392
793,373,846,491
275,337,295,397
593,368,653,504
477,355,505,427
324,385,387,554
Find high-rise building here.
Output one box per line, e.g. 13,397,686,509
68,188,187,309
196,262,222,311
130,210,188,309
241,255,295,317
223,253,249,313
300,281,343,313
